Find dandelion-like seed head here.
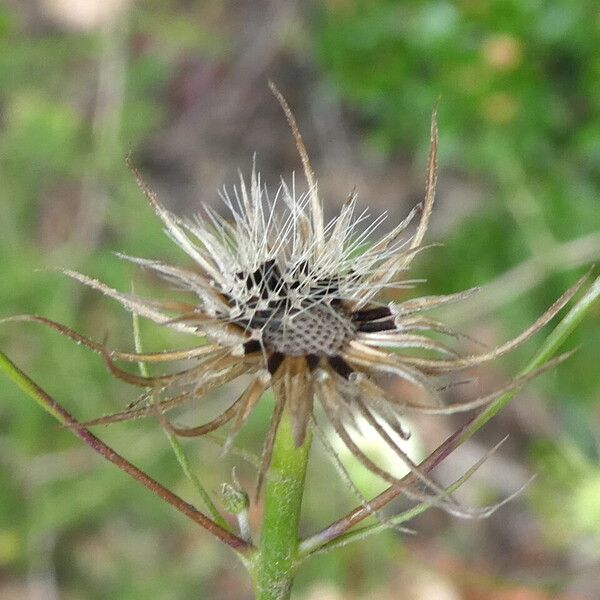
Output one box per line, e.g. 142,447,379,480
41,85,579,510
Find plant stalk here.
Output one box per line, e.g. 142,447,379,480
251,409,312,600
0,351,251,553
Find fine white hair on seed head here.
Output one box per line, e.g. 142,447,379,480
19,83,584,514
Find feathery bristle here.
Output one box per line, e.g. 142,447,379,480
14,86,581,519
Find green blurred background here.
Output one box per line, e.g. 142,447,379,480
1,1,599,598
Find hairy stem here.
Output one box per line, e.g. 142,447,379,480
251,409,312,600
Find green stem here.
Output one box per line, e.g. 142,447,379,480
462,272,600,439
131,306,229,530
251,410,312,600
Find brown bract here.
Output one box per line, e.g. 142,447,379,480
5,85,585,515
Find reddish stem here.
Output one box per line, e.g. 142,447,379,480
3,354,252,553
310,414,477,544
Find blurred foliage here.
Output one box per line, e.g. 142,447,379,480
530,439,600,551
317,0,600,185
317,0,600,562
0,0,599,597
316,0,600,405
0,3,241,598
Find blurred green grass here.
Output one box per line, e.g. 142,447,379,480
0,5,241,598
316,0,600,583
317,0,600,408
0,1,599,598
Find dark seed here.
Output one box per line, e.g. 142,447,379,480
305,354,321,371
242,339,262,355
352,306,392,322
328,355,354,379
358,319,396,333
267,352,285,375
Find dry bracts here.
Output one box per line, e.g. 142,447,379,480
7,85,584,514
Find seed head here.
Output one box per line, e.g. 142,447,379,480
36,85,580,511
